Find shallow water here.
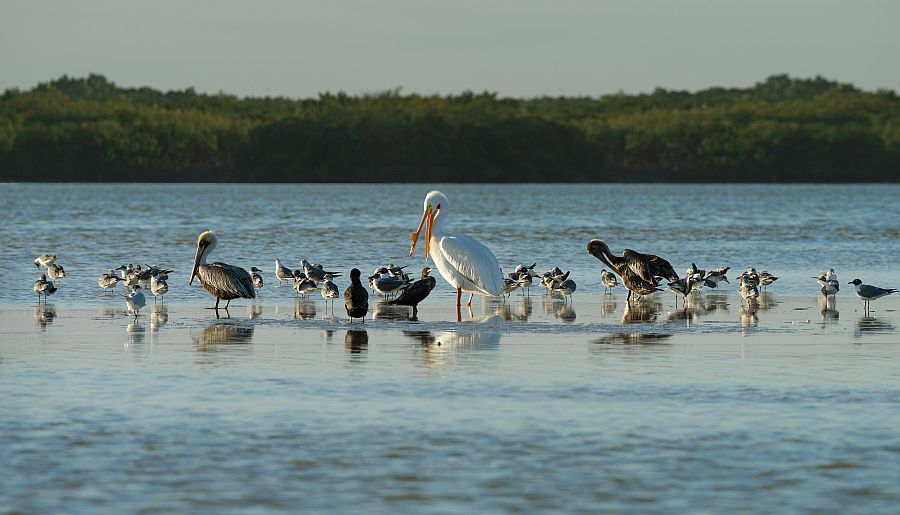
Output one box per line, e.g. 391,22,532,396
2,183,900,512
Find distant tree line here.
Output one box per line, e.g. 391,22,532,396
1,73,898,182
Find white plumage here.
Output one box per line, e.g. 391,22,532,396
410,191,503,306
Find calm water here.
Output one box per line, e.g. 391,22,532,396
2,183,900,513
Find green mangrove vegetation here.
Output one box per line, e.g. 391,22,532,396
1,74,898,182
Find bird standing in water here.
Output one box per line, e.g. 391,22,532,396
344,268,369,323
189,230,255,311
388,267,437,314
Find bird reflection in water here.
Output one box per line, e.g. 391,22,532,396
757,292,779,311
192,321,255,351
704,293,730,314
621,299,662,324
494,296,533,322
592,333,672,345
740,303,759,333
125,320,145,347
854,316,896,338
322,329,335,344
247,302,263,320
345,329,369,359
294,299,316,320
540,296,575,322
150,303,168,332
600,293,617,317
818,296,839,325
34,304,57,330
373,301,418,322
406,330,502,367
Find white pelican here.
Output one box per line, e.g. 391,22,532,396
189,230,256,310
409,190,503,308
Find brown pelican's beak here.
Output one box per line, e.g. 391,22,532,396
189,241,206,285
409,204,433,258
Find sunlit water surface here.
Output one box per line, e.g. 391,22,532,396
2,183,900,512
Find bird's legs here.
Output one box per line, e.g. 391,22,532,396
224,299,231,309
456,287,462,307
467,293,474,308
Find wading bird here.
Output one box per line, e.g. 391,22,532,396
98,269,121,290
387,267,437,313
189,230,256,311
344,268,369,322
600,269,618,292
249,267,264,289
409,190,503,310
848,279,896,314
33,273,57,303
125,284,146,317
587,240,678,302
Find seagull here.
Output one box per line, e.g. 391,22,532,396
556,277,577,303
502,277,521,297
738,275,759,304
274,258,293,285
815,269,839,299
125,285,146,317
150,273,168,303
47,263,66,282
189,230,256,311
759,271,779,291
293,272,318,298
704,267,730,288
301,259,341,282
667,276,694,307
98,269,121,290
373,272,412,298
344,268,369,323
848,279,896,313
321,274,340,311
34,254,56,268
409,190,503,310
33,273,57,303
587,240,677,302
387,267,437,313
739,268,760,288
249,267,264,289
600,269,618,292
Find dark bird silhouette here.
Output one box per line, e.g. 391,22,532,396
387,267,437,314
587,239,678,302
344,268,369,322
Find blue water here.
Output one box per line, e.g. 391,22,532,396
2,183,899,304
2,183,900,513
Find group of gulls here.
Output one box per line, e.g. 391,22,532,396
30,190,897,320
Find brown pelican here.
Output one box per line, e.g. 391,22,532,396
344,268,369,322
34,254,56,268
387,267,437,313
587,239,678,302
189,230,256,310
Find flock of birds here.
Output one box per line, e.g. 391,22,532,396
30,190,898,320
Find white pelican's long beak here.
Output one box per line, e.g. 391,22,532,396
409,205,432,258
425,205,439,261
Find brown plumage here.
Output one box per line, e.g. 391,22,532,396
587,239,677,302
344,268,369,322
387,267,436,311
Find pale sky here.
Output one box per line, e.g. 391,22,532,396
2,0,898,98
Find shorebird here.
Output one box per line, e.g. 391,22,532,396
33,273,57,303
738,275,760,304
249,267,264,289
293,272,318,298
848,279,896,313
556,277,577,303
815,268,839,299
344,268,369,322
189,230,256,311
600,269,618,292
373,273,412,298
274,258,293,285
409,190,503,310
388,267,436,313
667,276,695,307
47,263,66,282
321,274,340,311
502,277,521,297
98,269,121,290
759,271,779,290
301,259,341,282
704,267,730,288
34,254,56,268
739,268,760,288
150,273,168,303
125,285,146,317
587,240,677,302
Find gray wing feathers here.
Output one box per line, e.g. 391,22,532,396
203,263,256,299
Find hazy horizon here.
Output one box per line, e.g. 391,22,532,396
2,0,899,98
